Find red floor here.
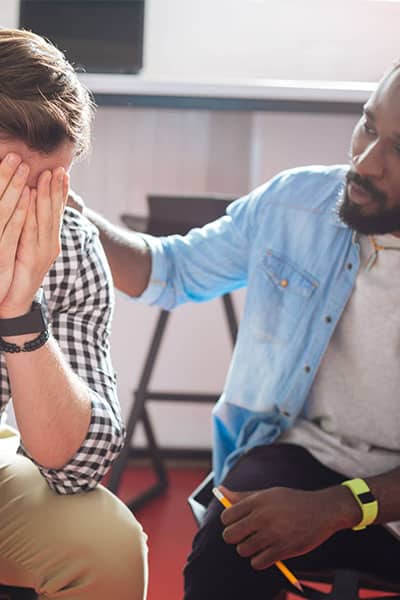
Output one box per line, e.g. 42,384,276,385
114,464,397,600
116,464,207,600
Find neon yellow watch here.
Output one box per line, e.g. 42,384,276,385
341,478,378,531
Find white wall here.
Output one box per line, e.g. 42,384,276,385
2,1,400,83
142,0,400,82
0,0,18,28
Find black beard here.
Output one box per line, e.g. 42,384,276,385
339,170,400,235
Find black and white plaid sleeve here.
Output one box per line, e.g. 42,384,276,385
21,207,124,494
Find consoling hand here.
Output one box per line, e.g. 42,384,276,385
219,484,352,571
0,157,69,318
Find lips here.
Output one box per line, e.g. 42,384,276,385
348,181,375,206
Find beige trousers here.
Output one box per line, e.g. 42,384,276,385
0,454,148,599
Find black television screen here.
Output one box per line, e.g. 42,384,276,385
19,0,145,74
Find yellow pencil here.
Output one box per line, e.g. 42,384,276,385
212,487,303,593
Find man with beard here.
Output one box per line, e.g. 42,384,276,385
70,61,400,598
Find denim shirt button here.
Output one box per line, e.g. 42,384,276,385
347,263,353,270
325,315,332,323
304,365,311,373
280,279,289,288
281,409,291,417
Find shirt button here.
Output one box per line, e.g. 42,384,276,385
280,279,289,288
281,409,291,417
347,263,353,270
325,315,332,323
304,365,311,373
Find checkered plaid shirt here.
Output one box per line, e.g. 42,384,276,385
0,207,124,494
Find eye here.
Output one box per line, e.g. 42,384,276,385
362,120,376,136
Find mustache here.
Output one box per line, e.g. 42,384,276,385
345,170,386,204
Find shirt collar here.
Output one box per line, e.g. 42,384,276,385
330,181,349,229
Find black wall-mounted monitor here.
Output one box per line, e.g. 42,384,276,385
19,0,145,74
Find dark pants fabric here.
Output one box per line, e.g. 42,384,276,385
183,443,400,600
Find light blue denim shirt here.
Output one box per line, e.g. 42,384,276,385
138,165,361,483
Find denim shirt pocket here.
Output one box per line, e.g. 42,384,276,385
249,249,319,343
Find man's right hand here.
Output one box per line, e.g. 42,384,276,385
219,484,360,571
0,153,31,306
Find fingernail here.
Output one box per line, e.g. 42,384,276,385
16,163,29,177
5,153,20,167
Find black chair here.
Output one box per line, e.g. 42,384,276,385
0,586,37,599
188,472,400,600
107,193,238,511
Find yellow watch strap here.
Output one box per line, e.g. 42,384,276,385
341,478,378,531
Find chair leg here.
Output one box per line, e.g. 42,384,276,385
107,310,170,501
329,570,360,600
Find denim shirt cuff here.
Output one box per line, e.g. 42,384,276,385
135,234,168,304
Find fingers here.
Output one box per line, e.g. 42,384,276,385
250,547,278,571
5,185,31,239
0,154,30,236
218,487,281,570
0,185,31,264
223,515,279,570
0,152,23,198
36,169,52,236
224,516,283,570
219,485,254,506
52,168,68,242
62,171,70,201
50,166,67,216
220,495,253,526
36,167,66,238
236,530,271,559
223,513,254,541
21,188,38,245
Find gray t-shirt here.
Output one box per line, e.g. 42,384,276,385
280,233,400,535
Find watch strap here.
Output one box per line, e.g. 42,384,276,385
0,306,47,336
0,289,48,336
341,478,378,530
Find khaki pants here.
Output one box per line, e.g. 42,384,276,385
0,455,148,599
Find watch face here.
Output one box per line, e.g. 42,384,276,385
358,491,376,504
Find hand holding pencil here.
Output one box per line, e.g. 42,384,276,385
213,487,303,592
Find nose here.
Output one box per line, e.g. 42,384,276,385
352,139,384,179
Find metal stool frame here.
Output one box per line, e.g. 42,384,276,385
107,193,238,511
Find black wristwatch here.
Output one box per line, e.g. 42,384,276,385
0,288,48,337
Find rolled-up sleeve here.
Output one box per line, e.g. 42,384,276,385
26,211,124,494
135,184,274,311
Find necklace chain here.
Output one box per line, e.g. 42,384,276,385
365,235,400,271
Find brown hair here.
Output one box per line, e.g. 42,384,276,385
0,28,95,157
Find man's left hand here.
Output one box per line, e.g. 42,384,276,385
0,167,69,318
219,484,356,570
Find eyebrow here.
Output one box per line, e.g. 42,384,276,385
363,105,375,120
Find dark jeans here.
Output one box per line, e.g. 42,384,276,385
183,444,400,600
